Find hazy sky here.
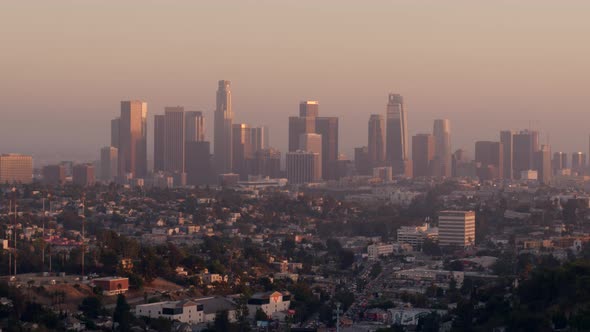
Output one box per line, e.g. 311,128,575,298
2,0,590,165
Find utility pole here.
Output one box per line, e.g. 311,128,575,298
13,187,17,277
333,302,342,332
42,196,45,273
48,193,52,273
80,196,85,278
8,200,11,277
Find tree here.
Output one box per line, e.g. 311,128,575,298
447,260,464,271
234,295,251,332
213,310,231,332
417,312,441,332
370,262,383,278
79,296,103,318
138,247,158,283
339,250,355,269
334,290,355,311
113,294,131,331
255,308,268,321
422,239,442,256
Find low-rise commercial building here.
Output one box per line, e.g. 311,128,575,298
93,277,128,296
397,223,439,248
367,243,395,260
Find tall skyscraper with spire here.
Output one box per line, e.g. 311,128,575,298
214,80,233,174
433,119,451,177
386,93,410,176
118,100,147,180
368,114,385,168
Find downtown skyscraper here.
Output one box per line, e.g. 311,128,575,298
164,106,185,174
386,93,411,176
118,100,147,180
185,111,205,143
288,100,339,180
433,119,451,177
232,123,253,179
111,118,120,148
412,134,435,177
288,101,317,152
500,130,514,180
513,130,539,179
368,114,386,169
214,80,233,174
475,141,503,180
153,114,166,172
533,144,552,184
315,116,339,180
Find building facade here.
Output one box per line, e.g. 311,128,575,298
214,80,233,174
73,164,96,187
249,148,281,179
164,106,185,173
412,134,435,177
118,100,147,180
474,141,503,180
500,130,514,180
438,210,476,247
513,130,539,179
100,146,118,182
185,141,213,185
247,291,291,319
368,114,386,168
286,151,321,184
232,123,253,179
386,93,410,175
433,119,451,177
42,164,65,185
185,111,205,143
0,154,33,184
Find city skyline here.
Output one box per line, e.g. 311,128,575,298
8,86,590,176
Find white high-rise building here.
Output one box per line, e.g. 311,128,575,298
438,211,476,247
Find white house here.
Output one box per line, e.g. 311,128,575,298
135,300,204,324
135,297,236,324
247,291,291,319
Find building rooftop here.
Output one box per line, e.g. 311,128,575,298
194,296,235,314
